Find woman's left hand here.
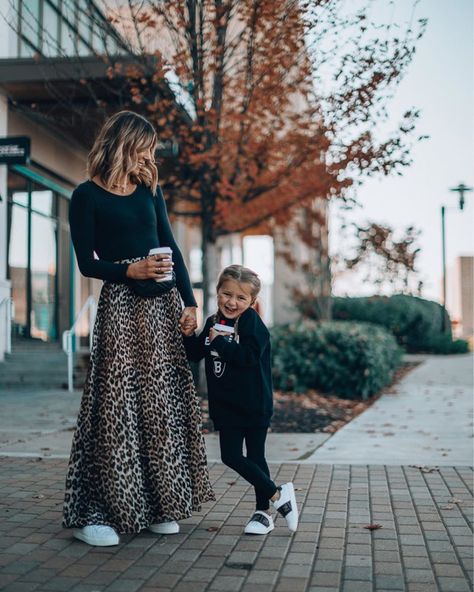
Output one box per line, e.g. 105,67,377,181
179,307,198,337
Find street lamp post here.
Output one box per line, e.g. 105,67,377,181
440,182,473,332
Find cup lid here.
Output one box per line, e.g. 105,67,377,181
214,323,234,333
149,246,172,255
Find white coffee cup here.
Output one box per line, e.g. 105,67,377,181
211,323,234,356
149,247,173,282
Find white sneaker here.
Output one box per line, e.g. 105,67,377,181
244,511,274,535
272,482,299,532
148,520,180,535
72,525,119,546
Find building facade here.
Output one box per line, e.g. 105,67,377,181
448,255,474,340
0,1,329,361
0,0,126,360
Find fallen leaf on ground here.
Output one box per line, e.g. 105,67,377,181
199,363,420,435
206,526,219,532
409,465,439,473
364,523,383,530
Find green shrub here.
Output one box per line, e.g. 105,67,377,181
415,334,470,354
271,321,402,400
303,294,469,354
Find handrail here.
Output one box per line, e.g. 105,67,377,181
0,297,14,355
62,295,97,392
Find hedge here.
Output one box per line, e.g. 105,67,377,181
414,333,470,355
271,321,402,400
307,295,469,354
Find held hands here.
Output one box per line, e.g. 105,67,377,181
126,254,173,280
179,307,198,337
125,256,196,336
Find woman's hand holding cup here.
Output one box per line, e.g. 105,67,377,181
126,254,173,280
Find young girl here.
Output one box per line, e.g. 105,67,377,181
183,265,298,535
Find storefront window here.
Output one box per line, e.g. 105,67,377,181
17,0,124,58
7,172,60,341
20,0,40,52
31,207,57,340
31,189,53,216
42,1,60,56
8,204,29,336
12,191,28,207
61,22,76,54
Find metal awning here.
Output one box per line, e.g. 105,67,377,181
0,55,192,151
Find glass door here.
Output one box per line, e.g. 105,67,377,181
7,173,59,341
30,187,58,341
7,174,29,338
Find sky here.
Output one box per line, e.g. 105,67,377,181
329,0,474,312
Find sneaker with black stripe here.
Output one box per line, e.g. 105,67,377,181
272,482,299,532
244,510,274,535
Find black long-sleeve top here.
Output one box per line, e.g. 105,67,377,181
69,180,197,307
184,308,273,429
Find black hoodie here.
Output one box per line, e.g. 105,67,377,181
183,307,273,429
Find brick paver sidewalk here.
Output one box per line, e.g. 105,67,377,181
0,458,472,592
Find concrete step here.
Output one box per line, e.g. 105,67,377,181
0,363,86,374
2,358,68,365
0,372,87,387
11,344,62,350
0,364,67,380
0,346,89,390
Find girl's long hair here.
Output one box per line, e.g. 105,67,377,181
88,110,158,193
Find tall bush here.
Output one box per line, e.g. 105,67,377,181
271,321,402,400
298,295,469,354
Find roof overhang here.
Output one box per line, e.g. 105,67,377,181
0,56,192,150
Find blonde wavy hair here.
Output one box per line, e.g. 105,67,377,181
88,111,159,193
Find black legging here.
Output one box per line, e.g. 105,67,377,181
219,427,278,511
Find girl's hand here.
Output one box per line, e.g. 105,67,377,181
179,307,197,337
126,254,173,280
209,328,227,342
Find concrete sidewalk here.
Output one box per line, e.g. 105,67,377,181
0,388,328,462
1,354,471,465
309,354,474,466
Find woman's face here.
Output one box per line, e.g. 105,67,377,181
133,146,155,176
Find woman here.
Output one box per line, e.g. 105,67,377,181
63,111,215,546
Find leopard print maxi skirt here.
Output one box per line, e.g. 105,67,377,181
63,280,215,534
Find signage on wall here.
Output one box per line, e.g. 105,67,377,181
0,136,31,165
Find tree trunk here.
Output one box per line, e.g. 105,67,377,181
201,219,220,318
316,219,332,321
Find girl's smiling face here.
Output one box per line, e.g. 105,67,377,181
217,279,254,320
